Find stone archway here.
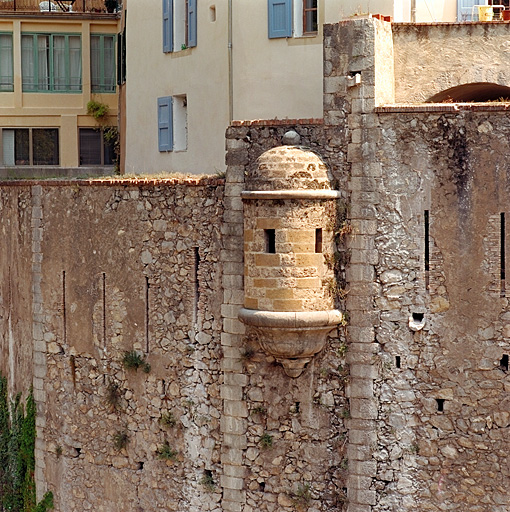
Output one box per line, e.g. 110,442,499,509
427,82,510,102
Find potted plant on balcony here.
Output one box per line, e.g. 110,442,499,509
104,0,117,13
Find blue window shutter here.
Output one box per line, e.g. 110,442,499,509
163,0,173,52
268,0,292,39
158,96,173,152
188,0,197,48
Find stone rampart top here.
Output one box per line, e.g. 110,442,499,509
0,176,225,187
246,146,331,191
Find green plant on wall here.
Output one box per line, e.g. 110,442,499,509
259,433,273,449
159,411,177,428
292,483,312,510
0,374,54,512
103,126,121,174
86,100,109,124
200,471,216,492
113,430,129,451
86,101,120,173
122,350,151,373
156,441,178,461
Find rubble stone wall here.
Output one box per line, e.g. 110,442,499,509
0,171,351,512
1,178,227,511
372,109,510,512
222,121,351,512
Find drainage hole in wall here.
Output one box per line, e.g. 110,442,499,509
395,356,401,369
412,312,424,322
436,399,445,412
259,481,265,492
295,402,300,413
500,354,509,372
138,461,144,470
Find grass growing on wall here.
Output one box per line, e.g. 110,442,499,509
0,375,53,512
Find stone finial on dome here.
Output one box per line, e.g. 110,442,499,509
282,130,301,145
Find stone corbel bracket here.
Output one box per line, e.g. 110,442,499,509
238,308,343,377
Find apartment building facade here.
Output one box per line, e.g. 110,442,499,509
123,0,465,176
0,0,120,177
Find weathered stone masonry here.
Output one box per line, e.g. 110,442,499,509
2,16,510,512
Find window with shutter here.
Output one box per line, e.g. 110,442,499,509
268,0,292,39
188,0,197,48
158,97,173,152
91,34,116,93
163,0,173,52
164,0,198,52
0,34,13,92
21,33,82,93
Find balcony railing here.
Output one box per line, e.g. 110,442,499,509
0,0,121,13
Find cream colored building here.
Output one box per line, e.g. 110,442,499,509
0,2,119,177
123,0,468,175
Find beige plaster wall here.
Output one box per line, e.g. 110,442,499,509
392,22,510,103
231,0,332,122
124,0,230,175
415,0,457,22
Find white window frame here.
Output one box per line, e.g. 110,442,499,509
158,94,187,152
163,0,197,53
293,0,318,37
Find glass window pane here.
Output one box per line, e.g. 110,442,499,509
91,35,115,92
104,36,115,92
304,0,318,33
90,35,101,91
3,129,14,166
0,34,13,91
79,129,101,165
69,36,82,91
21,35,35,91
53,35,66,91
14,129,29,165
37,35,50,90
33,129,59,165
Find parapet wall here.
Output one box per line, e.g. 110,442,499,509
392,22,510,103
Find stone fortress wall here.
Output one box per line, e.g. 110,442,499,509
322,17,510,512
1,16,510,512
